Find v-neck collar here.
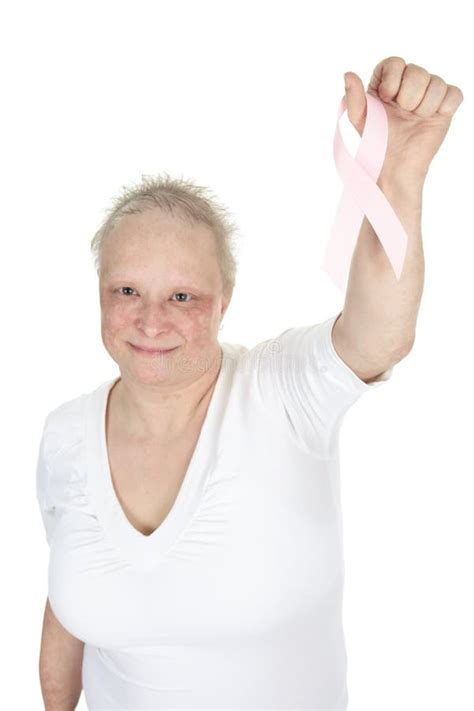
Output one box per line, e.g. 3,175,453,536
84,343,233,569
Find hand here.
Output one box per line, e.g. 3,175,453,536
343,56,464,184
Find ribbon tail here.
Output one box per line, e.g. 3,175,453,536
322,188,364,292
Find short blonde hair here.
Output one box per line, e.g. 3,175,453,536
90,172,240,294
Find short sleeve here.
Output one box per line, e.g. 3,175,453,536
256,312,393,457
35,417,56,546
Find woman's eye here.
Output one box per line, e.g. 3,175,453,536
172,292,193,303
117,287,137,296
116,288,193,302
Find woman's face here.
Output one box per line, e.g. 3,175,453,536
98,208,232,386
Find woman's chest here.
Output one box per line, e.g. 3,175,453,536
107,427,203,537
48,451,343,650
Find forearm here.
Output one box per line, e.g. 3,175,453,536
340,175,425,355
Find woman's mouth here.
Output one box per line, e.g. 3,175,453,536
128,343,178,356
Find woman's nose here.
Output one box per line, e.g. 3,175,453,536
135,301,172,334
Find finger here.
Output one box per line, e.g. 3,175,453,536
344,72,367,136
413,75,449,118
437,85,465,118
395,63,431,111
367,56,406,101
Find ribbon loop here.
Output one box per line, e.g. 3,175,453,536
322,92,408,292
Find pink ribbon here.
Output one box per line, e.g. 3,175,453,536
322,92,408,292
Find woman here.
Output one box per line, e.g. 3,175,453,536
37,172,393,710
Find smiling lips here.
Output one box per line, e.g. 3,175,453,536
129,343,178,355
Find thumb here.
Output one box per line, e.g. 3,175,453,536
344,72,367,137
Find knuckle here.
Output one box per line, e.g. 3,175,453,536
451,85,464,101
405,62,430,78
430,74,447,87
385,55,406,66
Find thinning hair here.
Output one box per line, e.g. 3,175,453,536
90,172,241,294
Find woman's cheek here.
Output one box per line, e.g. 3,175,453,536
103,300,131,331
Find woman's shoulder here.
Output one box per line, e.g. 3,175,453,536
41,393,86,461
42,378,109,458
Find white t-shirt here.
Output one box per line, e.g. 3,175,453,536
36,313,393,710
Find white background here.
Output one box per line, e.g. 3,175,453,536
2,1,472,709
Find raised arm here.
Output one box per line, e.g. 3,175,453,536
333,57,463,383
